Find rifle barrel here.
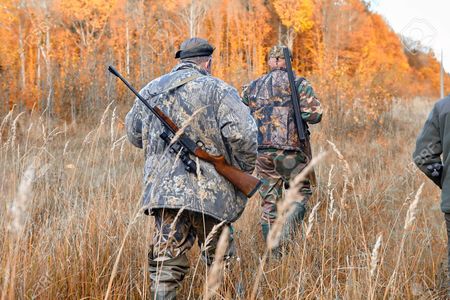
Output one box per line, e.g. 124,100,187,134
283,48,306,142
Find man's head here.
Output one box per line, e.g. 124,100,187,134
268,45,291,70
175,37,215,73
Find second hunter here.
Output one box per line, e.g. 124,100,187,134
242,45,323,256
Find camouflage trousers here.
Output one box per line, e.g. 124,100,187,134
445,214,450,294
148,208,235,294
256,149,313,238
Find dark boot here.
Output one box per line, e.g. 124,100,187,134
281,202,306,241
150,290,177,300
261,223,270,241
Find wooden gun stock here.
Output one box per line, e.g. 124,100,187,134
194,148,262,198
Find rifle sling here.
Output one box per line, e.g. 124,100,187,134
150,73,203,98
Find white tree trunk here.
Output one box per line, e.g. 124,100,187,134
18,21,26,91
286,27,295,51
189,1,195,37
441,50,445,99
45,22,52,117
37,44,41,110
126,19,130,76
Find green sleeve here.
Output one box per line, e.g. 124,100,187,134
297,79,323,124
413,105,443,187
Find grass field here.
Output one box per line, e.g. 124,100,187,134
0,97,447,299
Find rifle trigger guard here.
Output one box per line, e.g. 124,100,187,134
196,140,206,150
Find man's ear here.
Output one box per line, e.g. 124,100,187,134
205,58,212,72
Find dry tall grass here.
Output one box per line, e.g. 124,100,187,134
0,98,446,299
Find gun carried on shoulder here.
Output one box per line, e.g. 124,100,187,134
282,48,317,186
108,66,262,197
283,47,307,142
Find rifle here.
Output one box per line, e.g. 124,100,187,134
283,47,307,142
108,66,262,197
282,48,317,186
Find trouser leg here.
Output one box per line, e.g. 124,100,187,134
192,213,238,296
445,213,450,295
148,209,196,299
281,180,311,242
192,213,236,267
259,177,283,241
257,150,313,258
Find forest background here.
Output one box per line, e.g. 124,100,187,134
1,0,449,121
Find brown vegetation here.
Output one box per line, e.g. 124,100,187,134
0,97,446,299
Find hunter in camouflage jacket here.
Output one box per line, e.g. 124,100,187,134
125,62,258,222
242,68,322,151
242,46,322,254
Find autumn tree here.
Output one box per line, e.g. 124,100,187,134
271,0,314,50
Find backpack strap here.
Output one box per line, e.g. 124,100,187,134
149,73,203,98
295,77,306,91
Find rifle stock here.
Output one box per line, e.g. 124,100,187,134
194,148,262,197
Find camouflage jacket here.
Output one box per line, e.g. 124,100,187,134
125,62,258,222
242,68,322,152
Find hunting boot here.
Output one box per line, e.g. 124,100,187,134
282,202,306,240
261,223,282,259
261,223,270,242
271,202,307,259
150,290,177,300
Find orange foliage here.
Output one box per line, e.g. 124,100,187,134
0,0,448,119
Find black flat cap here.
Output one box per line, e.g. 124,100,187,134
175,37,215,59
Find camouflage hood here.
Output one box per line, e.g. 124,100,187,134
125,62,258,222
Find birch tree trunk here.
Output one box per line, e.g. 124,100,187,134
286,27,295,51
18,21,26,93
36,44,41,111
45,22,52,117
126,19,130,76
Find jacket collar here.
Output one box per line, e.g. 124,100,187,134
269,67,287,73
171,62,210,76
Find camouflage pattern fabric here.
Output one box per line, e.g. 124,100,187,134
149,208,235,293
125,62,258,222
256,149,312,225
242,69,322,151
268,45,291,59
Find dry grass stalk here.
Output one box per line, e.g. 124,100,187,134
2,163,35,300
167,207,187,243
404,183,424,230
327,140,352,205
202,220,227,253
305,201,321,238
0,108,14,143
204,226,230,300
327,165,336,221
6,112,24,149
8,163,35,234
370,234,383,277
99,101,114,127
326,140,351,175
104,210,142,300
383,183,424,298
110,106,117,142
